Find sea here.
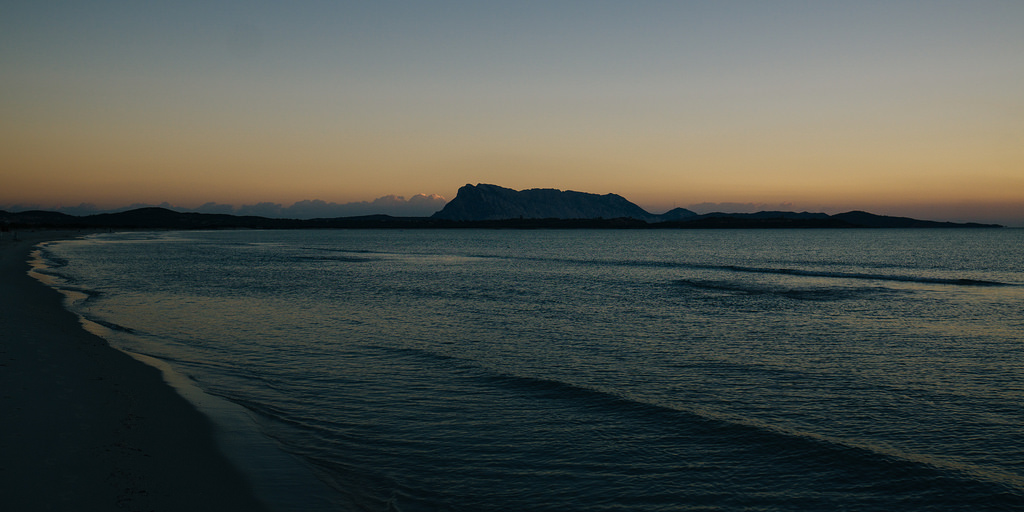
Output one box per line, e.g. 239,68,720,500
32,228,1024,511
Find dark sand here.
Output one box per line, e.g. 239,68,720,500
1,231,271,511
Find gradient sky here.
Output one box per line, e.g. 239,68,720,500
3,1,1022,224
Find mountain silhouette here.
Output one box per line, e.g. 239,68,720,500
432,184,696,222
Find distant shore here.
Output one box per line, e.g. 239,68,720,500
0,206,1005,231
0,230,269,511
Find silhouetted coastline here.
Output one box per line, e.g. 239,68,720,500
0,206,1002,231
3,184,1003,230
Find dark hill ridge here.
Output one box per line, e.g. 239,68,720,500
1,186,1003,230
829,210,997,228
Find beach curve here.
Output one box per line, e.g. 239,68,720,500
0,230,271,511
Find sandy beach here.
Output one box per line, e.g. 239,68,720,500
0,231,270,511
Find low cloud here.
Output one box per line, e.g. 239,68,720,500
279,194,447,219
236,202,286,218
211,194,448,219
686,202,800,214
194,202,236,215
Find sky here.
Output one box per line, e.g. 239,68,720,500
3,1,1023,224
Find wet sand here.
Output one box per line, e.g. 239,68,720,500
0,231,270,511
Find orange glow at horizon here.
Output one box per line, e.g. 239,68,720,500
2,3,1022,225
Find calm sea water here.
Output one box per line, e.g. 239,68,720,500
36,229,1024,511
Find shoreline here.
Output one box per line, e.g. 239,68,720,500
1,231,271,511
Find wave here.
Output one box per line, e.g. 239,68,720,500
293,255,378,263
61,285,103,301
473,253,1014,287
349,345,1024,503
29,246,109,307
672,278,896,301
84,316,138,334
300,246,387,255
624,258,1011,286
479,371,1024,502
630,259,1009,287
713,264,1011,287
37,252,70,270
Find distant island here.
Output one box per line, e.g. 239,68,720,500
1,184,1003,230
